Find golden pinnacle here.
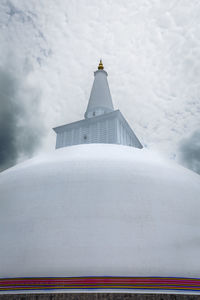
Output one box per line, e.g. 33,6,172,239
98,59,104,70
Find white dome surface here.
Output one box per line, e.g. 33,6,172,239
0,144,200,280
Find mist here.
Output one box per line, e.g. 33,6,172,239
179,130,200,175
0,57,45,171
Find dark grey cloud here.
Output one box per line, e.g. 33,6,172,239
0,62,45,172
179,130,200,175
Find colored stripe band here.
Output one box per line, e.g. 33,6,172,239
1,277,200,292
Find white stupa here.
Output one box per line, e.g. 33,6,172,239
1,61,200,295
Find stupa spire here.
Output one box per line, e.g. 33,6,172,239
84,60,114,118
54,60,143,149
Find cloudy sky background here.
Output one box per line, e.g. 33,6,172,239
0,0,200,174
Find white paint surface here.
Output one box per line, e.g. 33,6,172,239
0,144,200,278
85,69,114,118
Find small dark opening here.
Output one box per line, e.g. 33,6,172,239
84,135,87,140
93,112,95,116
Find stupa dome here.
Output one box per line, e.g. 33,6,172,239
1,144,200,294
1,62,200,294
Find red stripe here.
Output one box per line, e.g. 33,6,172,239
1,279,200,284
1,277,200,292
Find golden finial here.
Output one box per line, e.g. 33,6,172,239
98,59,104,70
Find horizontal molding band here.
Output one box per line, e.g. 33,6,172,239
1,277,200,292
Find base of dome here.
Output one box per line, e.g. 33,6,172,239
1,276,200,295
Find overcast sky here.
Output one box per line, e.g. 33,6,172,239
0,0,200,174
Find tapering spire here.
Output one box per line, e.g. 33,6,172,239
84,61,114,118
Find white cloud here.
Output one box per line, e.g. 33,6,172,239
0,0,200,173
